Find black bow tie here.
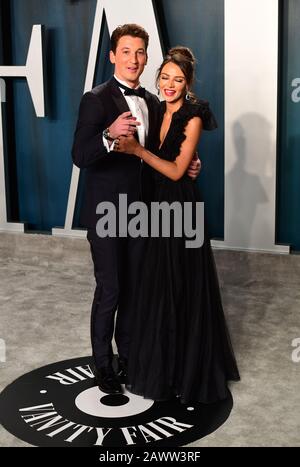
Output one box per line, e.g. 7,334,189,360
114,78,146,98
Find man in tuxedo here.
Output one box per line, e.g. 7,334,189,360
72,24,200,394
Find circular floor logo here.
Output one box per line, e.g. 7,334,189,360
0,357,233,447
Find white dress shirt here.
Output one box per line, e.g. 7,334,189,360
103,75,149,153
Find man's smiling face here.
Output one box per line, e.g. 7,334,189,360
110,35,148,87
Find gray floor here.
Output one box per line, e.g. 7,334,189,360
0,232,299,447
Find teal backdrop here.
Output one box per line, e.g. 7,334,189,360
277,0,300,251
0,0,299,250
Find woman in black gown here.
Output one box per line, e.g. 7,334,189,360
115,47,240,404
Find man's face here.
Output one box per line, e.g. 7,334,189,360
110,35,148,87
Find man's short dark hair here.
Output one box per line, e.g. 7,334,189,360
111,24,149,53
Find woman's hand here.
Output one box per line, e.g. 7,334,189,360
114,135,141,156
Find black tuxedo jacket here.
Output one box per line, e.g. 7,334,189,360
72,78,160,229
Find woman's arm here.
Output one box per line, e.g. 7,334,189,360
116,116,203,182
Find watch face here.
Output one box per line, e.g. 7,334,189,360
103,129,114,142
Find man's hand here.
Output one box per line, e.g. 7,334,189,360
109,111,140,139
187,152,202,180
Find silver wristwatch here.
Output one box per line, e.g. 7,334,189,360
103,128,114,142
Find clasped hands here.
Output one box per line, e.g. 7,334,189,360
114,134,139,156
114,136,201,180
110,111,201,179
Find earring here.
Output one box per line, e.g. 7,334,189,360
185,91,191,101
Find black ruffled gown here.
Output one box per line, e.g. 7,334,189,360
126,100,240,404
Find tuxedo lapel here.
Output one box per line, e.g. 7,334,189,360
144,92,158,150
108,78,131,115
108,78,159,149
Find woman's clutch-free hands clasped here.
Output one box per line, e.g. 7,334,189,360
114,135,141,156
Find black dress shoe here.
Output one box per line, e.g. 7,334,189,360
116,357,128,383
94,365,123,395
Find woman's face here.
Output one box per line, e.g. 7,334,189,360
159,62,187,104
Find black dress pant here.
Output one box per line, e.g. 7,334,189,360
87,230,146,368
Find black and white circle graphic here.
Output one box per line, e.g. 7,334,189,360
0,357,234,447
